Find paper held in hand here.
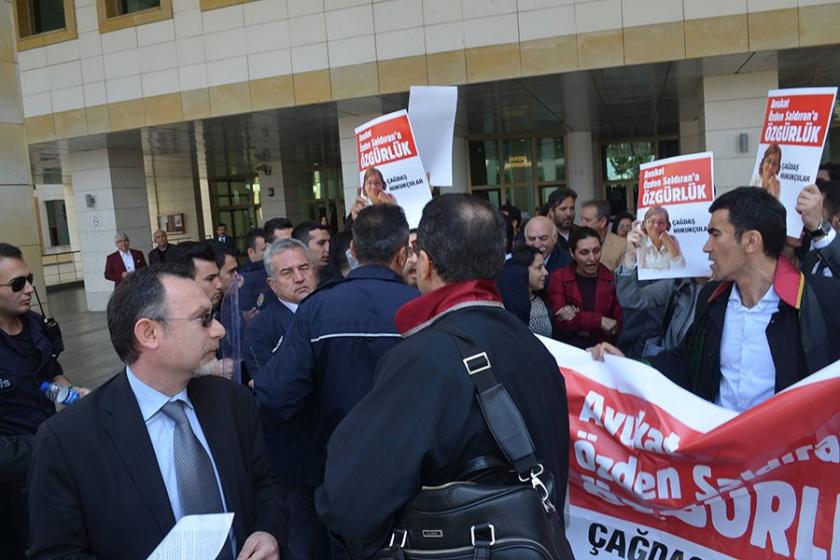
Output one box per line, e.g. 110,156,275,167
355,110,432,228
146,513,234,560
408,85,458,188
636,152,715,280
750,87,838,237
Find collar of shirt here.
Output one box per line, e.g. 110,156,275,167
120,250,132,258
277,297,298,314
810,227,836,251
125,366,193,422
728,282,780,312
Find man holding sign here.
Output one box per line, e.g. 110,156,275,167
593,187,836,412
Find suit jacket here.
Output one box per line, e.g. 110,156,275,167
217,236,237,252
801,230,840,277
104,249,146,284
599,231,627,271
27,372,283,560
148,246,169,265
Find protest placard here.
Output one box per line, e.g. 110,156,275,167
751,87,838,237
355,110,432,228
636,152,714,280
408,86,458,187
537,336,840,560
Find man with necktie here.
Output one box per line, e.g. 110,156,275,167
27,263,282,560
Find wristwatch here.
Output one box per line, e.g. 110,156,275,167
807,219,832,239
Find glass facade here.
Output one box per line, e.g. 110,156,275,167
116,0,160,15
210,178,261,253
16,0,66,37
45,199,70,246
470,135,566,214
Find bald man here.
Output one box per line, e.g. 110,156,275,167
525,216,570,280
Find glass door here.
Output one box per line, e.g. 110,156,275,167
209,177,261,253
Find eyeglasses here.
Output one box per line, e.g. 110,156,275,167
0,274,34,293
158,311,217,328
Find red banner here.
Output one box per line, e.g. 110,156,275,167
759,93,836,148
356,113,418,170
638,154,714,209
538,338,840,559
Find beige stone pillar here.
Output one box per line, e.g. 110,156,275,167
700,69,779,195
0,0,48,307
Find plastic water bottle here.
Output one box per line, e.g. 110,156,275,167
40,382,80,405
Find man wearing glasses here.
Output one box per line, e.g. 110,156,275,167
28,263,282,560
0,243,89,559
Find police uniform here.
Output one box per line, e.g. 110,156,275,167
254,265,419,455
238,260,271,313
0,310,63,559
255,265,418,560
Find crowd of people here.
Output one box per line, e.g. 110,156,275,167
1,161,840,559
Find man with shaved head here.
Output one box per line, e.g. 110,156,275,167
525,215,571,282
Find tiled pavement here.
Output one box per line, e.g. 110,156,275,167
47,284,122,390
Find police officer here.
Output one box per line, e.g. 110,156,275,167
239,228,270,316
243,238,319,560
0,243,89,558
255,205,418,559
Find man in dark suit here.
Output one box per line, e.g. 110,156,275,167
27,263,282,560
216,223,237,253
148,230,170,264
104,232,147,285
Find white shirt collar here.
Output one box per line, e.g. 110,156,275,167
729,283,780,311
126,365,193,422
278,297,299,313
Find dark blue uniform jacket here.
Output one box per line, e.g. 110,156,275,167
244,298,319,487
254,265,419,458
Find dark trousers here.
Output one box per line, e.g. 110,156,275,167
281,487,318,560
0,483,27,559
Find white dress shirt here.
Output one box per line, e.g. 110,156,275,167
126,366,235,553
716,284,779,412
120,250,135,273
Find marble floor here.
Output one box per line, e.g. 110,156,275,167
47,284,122,390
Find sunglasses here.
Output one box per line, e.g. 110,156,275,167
0,274,34,293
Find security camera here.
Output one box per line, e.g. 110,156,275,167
256,163,272,176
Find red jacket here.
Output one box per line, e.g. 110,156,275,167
546,263,623,344
104,249,147,285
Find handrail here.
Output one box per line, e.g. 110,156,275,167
41,250,83,286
